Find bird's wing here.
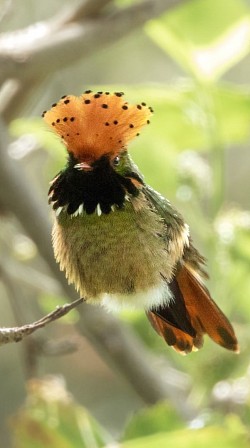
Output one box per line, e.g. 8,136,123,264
144,186,239,354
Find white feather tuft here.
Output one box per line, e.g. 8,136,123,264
55,206,63,217
98,282,172,312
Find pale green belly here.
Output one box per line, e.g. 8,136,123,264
52,203,173,304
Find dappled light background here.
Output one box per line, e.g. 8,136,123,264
0,0,250,446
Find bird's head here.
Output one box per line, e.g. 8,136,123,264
43,90,153,215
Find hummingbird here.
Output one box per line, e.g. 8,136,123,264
43,90,239,355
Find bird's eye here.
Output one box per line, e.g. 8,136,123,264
113,156,120,166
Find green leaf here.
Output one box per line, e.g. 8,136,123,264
11,376,112,448
145,0,250,82
122,402,183,441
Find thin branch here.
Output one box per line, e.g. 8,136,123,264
1,255,79,376
0,258,41,377
0,297,84,345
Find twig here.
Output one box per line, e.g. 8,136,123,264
0,255,79,375
0,297,84,345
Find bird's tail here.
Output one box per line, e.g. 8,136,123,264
146,265,239,355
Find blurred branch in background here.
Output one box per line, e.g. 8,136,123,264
0,0,184,122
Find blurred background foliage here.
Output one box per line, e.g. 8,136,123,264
1,0,250,446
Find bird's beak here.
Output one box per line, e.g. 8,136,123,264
74,162,93,171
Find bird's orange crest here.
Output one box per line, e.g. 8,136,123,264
42,91,153,161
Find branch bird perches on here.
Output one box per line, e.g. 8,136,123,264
0,297,84,345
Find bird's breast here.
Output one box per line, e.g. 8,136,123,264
52,200,177,309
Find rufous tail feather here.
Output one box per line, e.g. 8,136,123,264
147,265,239,355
